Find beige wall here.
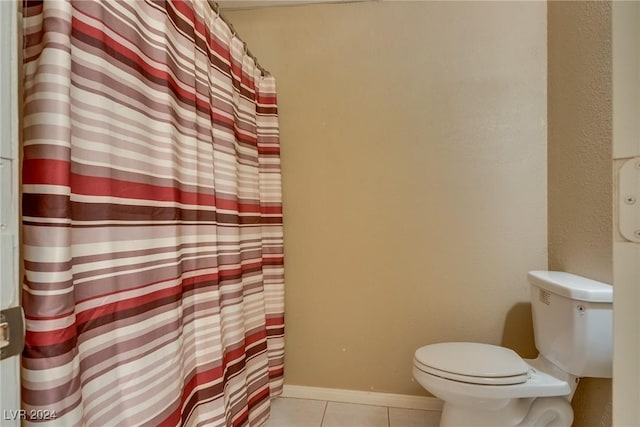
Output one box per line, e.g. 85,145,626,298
612,2,640,425
227,1,547,397
548,2,613,426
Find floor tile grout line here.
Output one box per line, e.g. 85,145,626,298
319,400,328,427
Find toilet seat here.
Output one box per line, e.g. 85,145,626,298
414,342,531,385
412,359,571,400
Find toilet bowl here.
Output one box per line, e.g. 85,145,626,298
412,271,613,427
413,343,574,426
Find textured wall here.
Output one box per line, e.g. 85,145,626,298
226,1,547,396
548,2,613,426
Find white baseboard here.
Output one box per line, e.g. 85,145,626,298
281,385,443,411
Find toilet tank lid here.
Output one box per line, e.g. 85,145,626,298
528,271,612,303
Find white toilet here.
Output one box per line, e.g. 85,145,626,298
413,270,613,427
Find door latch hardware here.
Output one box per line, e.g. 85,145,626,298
0,320,9,348
619,157,640,243
0,306,24,360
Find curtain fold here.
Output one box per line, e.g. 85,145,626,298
21,1,284,425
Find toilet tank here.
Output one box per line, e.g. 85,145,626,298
528,271,613,378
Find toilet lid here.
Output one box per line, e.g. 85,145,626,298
414,342,530,385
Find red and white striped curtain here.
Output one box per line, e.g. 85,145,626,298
21,1,284,425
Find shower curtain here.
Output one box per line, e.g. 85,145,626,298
21,1,284,426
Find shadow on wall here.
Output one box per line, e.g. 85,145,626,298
501,302,538,359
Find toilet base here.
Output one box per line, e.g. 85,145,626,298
439,397,573,427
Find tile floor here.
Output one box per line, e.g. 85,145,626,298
265,397,441,427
